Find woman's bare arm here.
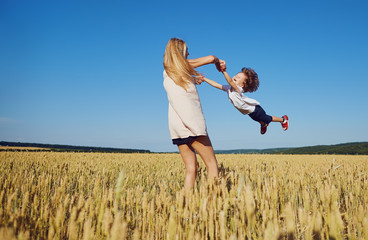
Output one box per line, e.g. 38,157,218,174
188,55,218,68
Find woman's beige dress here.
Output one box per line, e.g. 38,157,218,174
163,70,207,141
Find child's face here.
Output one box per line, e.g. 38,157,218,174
232,72,247,88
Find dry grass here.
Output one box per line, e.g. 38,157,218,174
0,146,50,150
0,152,368,239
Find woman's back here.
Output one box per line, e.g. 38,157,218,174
163,70,207,140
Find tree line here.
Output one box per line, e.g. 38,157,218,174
0,141,150,153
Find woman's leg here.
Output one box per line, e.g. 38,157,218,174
178,143,198,191
190,136,219,179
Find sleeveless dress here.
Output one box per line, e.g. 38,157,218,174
163,70,207,145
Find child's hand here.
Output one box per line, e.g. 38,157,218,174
194,75,205,85
215,59,226,72
219,60,226,72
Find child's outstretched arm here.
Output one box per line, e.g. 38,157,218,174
199,76,223,90
222,71,241,93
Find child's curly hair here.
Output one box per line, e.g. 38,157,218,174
241,67,259,93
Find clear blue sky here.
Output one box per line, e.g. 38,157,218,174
1,0,367,152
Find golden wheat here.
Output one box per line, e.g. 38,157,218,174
0,152,367,239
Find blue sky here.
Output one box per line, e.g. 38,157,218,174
1,0,367,152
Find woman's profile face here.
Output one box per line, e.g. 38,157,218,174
185,47,189,59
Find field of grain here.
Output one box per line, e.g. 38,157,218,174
0,152,368,239
0,146,51,151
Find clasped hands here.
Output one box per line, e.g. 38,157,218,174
195,57,226,85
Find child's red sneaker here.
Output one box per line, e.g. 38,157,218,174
261,124,269,134
281,115,289,131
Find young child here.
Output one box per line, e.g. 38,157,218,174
200,67,288,134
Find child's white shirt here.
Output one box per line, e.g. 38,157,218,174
222,85,260,115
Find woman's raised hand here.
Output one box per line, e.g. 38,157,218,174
215,58,226,72
219,60,226,72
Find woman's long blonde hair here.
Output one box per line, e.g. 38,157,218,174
163,38,198,91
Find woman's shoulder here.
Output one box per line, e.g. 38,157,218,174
163,70,171,83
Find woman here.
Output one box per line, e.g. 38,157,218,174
163,38,225,191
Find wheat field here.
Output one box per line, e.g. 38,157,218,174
0,152,367,239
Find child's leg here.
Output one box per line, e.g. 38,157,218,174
259,121,268,134
272,116,289,130
250,106,288,133
250,106,272,134
271,116,284,122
